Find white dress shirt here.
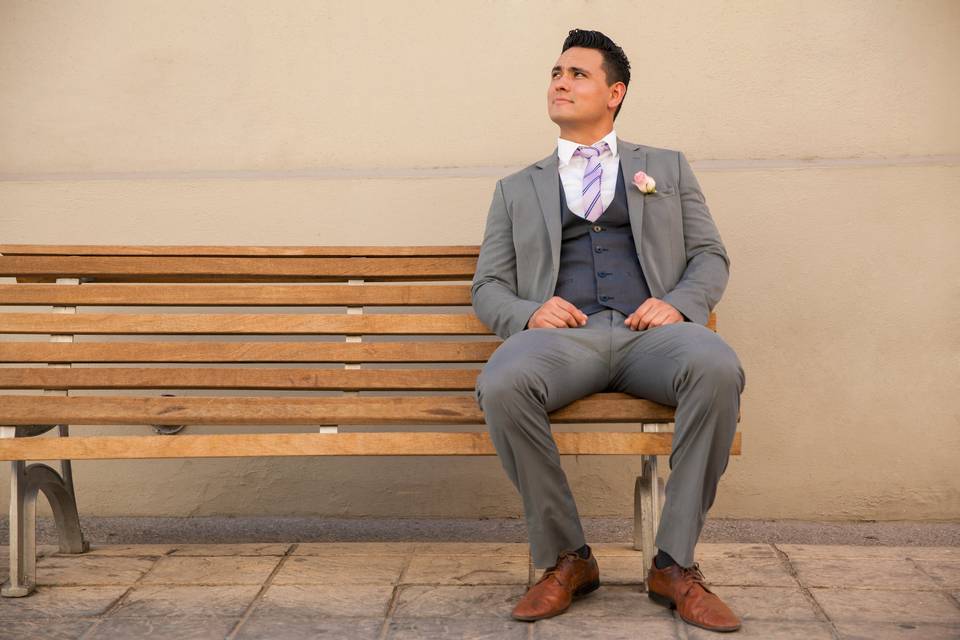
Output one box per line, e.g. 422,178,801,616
557,129,620,219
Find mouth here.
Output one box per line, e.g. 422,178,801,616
554,98,572,104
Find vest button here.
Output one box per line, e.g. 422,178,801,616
595,246,604,253
599,295,610,301
592,225,603,232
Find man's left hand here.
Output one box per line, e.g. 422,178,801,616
624,298,684,331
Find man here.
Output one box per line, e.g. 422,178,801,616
471,29,746,633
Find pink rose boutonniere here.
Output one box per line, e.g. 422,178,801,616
633,170,657,194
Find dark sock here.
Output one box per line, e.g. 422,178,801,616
654,549,677,569
575,544,591,559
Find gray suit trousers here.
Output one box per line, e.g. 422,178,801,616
475,309,745,569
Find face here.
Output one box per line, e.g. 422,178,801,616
547,47,623,128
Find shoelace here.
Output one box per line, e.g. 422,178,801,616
535,552,579,588
678,562,710,596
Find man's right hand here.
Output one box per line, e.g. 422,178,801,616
526,296,588,329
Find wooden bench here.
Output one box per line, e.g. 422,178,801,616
0,244,740,597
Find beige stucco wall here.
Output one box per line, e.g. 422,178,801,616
1,1,958,521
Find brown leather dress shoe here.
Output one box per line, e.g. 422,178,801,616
646,561,741,632
511,551,600,621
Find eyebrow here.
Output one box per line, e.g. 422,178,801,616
551,65,590,76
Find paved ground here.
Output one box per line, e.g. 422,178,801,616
9,516,960,547
0,541,958,639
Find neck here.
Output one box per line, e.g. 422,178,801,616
558,122,614,145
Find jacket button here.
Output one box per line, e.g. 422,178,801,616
592,225,603,232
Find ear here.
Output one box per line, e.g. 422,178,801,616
608,82,627,109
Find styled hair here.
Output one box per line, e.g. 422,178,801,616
561,29,631,120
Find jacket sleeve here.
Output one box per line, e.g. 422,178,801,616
471,179,542,339
661,151,731,326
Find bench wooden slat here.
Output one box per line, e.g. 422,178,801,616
0,313,491,335
0,393,676,425
0,341,500,363
0,284,473,306
0,432,744,461
0,245,481,258
0,256,477,281
0,367,480,390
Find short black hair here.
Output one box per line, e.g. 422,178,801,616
561,29,631,120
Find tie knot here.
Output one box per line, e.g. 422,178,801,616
575,142,608,160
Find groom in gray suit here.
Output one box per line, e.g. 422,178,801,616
472,29,745,632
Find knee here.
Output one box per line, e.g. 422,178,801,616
681,341,745,394
475,365,545,414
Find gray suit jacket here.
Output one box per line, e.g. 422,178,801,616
471,138,730,339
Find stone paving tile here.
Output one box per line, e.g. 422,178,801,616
35,556,156,586
107,584,260,618
392,585,526,618
707,585,821,622
0,617,97,639
293,541,417,556
594,553,646,585
87,615,238,640
403,555,529,585
387,617,528,639
563,585,673,619
792,557,940,590
272,555,406,585
695,555,797,587
686,620,834,639
0,586,127,619
534,616,678,639
141,556,279,585
71,544,176,557
169,543,291,556
254,583,394,617
413,542,530,556
779,544,959,561
236,615,382,639
914,559,960,588
810,587,960,624
694,543,780,558
835,621,960,640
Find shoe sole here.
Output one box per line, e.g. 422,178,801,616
647,589,741,633
512,578,601,622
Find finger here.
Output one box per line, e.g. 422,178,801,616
540,313,565,328
555,298,587,325
634,299,654,317
547,308,578,328
638,307,659,329
528,313,548,329
648,310,670,328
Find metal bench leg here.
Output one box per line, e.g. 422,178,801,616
633,455,663,578
3,459,38,597
2,428,88,598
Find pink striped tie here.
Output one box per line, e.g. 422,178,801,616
574,142,608,222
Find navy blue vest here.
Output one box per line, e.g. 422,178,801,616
553,161,651,316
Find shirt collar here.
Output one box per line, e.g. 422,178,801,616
557,129,618,167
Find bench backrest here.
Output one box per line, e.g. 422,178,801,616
0,245,712,438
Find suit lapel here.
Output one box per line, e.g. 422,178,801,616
618,138,648,251
531,150,561,276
